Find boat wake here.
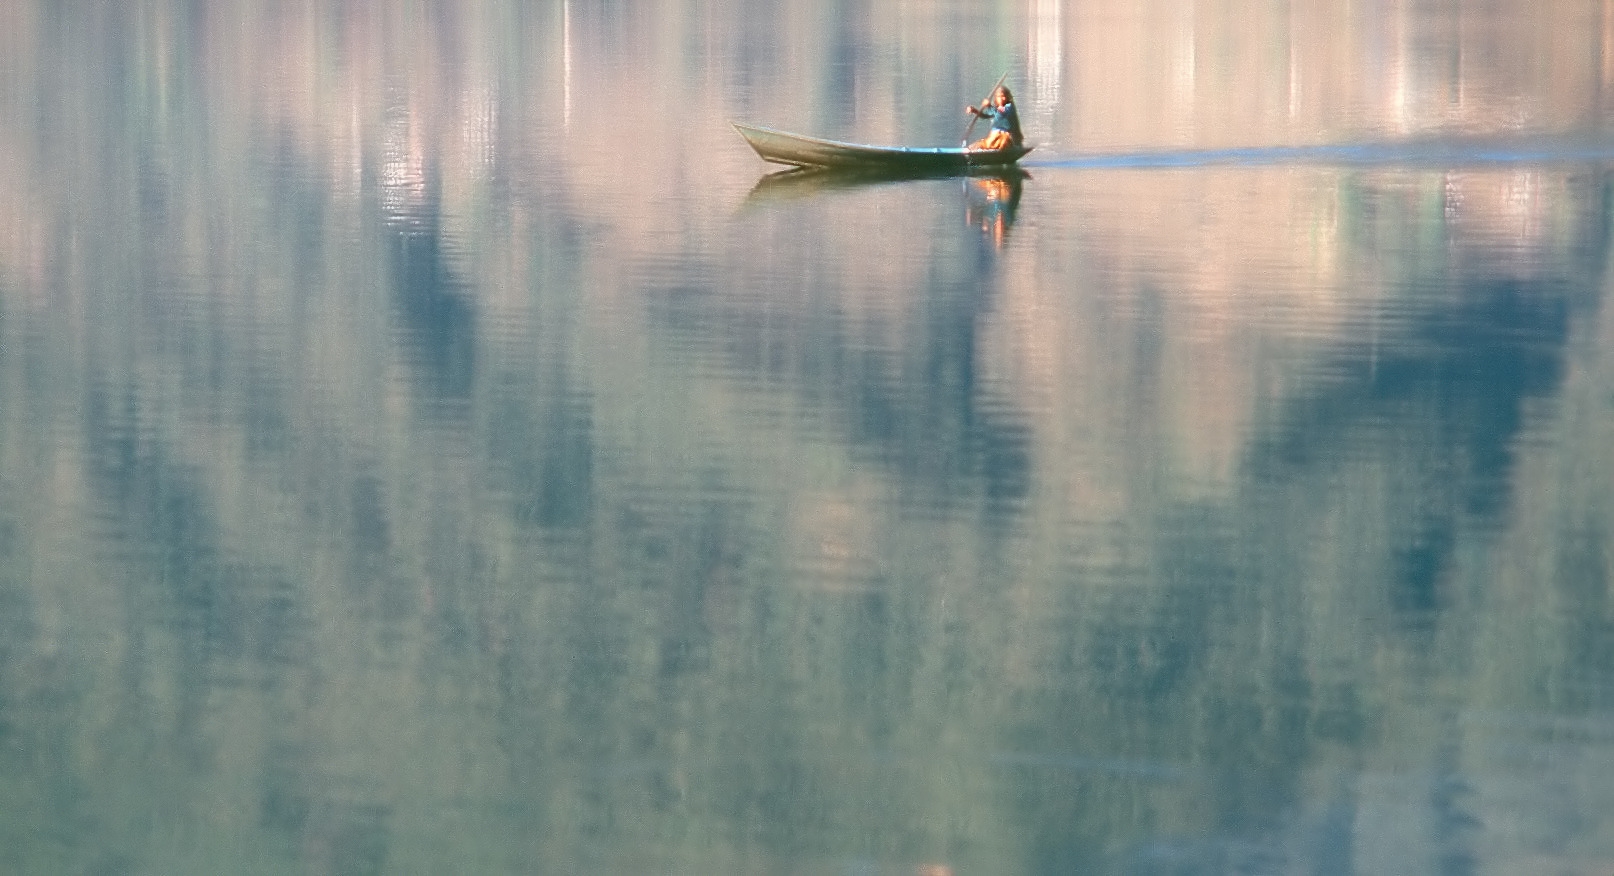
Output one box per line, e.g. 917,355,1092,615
1025,136,1614,170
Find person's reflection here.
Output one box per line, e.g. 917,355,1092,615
964,172,1024,248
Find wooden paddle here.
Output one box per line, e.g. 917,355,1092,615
962,70,1011,147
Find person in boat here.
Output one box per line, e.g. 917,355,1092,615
966,85,1022,152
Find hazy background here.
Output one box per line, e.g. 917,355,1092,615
1,1,1612,873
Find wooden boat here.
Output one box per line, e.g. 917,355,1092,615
733,122,1032,170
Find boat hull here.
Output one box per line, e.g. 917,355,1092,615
733,122,1032,170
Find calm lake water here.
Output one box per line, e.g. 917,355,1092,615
3,1,1614,874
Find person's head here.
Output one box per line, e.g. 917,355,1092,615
994,85,1013,106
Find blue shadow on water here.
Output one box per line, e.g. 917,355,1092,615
384,161,477,408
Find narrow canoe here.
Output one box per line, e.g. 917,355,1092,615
733,122,1032,170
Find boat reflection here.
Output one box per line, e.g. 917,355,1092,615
745,165,1027,244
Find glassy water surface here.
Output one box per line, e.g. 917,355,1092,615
3,2,1614,874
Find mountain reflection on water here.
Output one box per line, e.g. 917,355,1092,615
1,1,1613,874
